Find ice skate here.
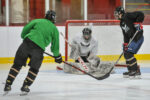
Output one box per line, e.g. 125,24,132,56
123,71,130,78
20,85,30,96
129,70,141,79
3,84,11,96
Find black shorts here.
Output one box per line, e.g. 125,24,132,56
14,38,44,70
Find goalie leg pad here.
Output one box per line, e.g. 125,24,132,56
63,62,90,74
63,61,114,78
88,61,114,77
87,55,100,68
63,62,82,74
97,61,115,74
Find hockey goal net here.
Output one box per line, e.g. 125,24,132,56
65,20,126,67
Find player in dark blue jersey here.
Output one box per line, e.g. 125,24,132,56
114,6,144,79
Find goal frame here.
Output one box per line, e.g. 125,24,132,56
65,20,120,61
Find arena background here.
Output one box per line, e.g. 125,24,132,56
0,0,150,63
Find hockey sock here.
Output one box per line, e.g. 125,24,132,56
6,64,22,85
127,57,137,71
124,52,138,71
23,68,39,86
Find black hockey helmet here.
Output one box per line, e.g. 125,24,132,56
114,6,125,19
45,10,56,23
82,28,92,40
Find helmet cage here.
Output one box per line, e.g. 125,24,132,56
82,28,92,40
114,7,125,19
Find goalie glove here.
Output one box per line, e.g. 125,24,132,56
134,23,143,31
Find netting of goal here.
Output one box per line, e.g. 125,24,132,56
65,20,126,66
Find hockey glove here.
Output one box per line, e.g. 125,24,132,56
54,54,62,64
134,23,143,31
123,43,128,51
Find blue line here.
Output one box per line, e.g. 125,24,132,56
115,68,150,74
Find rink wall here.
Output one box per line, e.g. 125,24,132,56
0,25,150,63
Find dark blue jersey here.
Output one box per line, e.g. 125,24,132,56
120,11,144,43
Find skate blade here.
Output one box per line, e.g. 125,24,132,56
3,91,9,96
129,75,141,79
123,75,129,78
20,92,29,96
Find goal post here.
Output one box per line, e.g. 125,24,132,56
65,20,126,66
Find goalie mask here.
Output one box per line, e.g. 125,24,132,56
114,6,125,20
82,28,92,41
45,10,56,24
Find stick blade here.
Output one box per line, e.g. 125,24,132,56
96,73,110,80
93,67,113,80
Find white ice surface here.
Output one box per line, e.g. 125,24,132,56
0,63,150,100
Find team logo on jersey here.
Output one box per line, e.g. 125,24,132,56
121,23,130,33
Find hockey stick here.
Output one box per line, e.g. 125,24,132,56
115,30,139,65
105,30,139,74
44,52,111,80
60,32,89,72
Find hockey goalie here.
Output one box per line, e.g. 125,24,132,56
62,27,115,77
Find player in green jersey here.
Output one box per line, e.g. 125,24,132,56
4,10,62,95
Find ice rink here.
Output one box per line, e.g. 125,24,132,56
0,63,150,100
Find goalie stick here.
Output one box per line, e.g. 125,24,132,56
60,32,89,72
44,52,111,80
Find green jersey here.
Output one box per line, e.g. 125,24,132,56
21,19,60,56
